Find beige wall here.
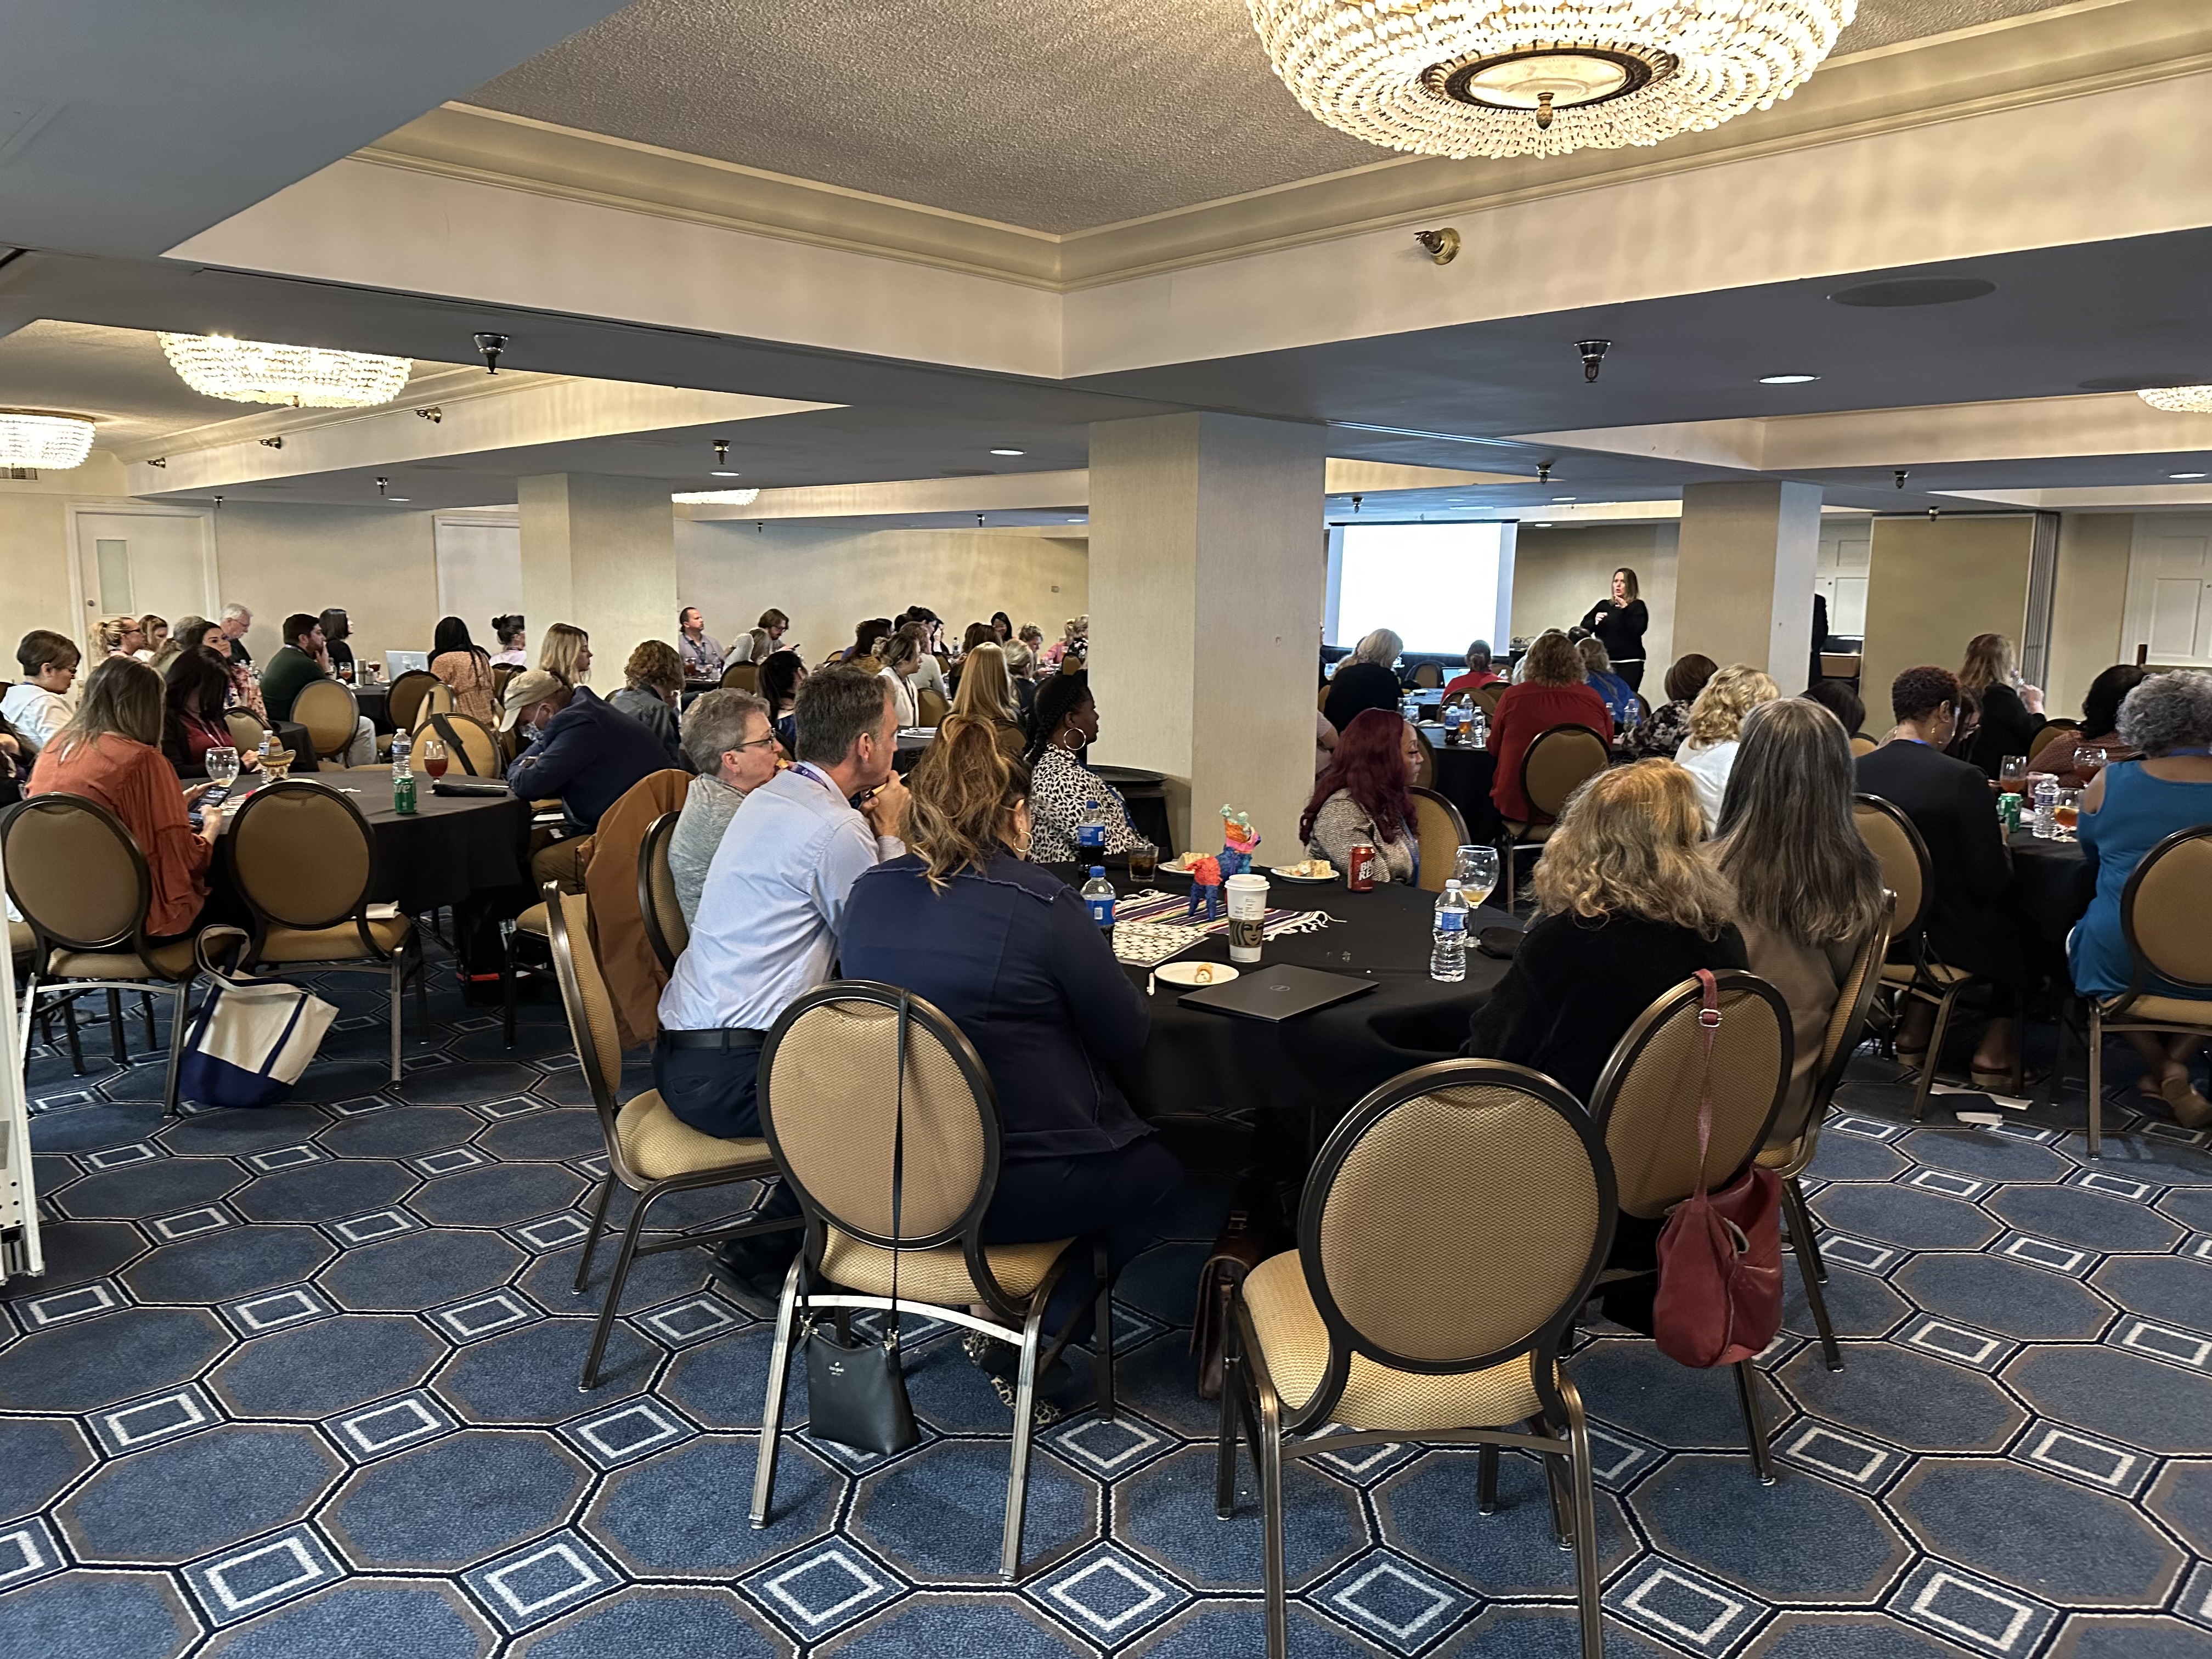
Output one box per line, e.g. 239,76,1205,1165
2045,513,2132,720
1674,482,1822,684
675,519,1088,662
520,474,678,681
1511,522,1677,672
1860,515,2035,715
208,501,440,668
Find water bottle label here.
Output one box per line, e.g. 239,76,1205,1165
1087,899,1113,927
1437,912,1466,933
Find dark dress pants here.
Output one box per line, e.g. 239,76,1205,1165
981,1135,1184,1340
651,1033,799,1222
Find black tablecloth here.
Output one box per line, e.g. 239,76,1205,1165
272,720,317,775
346,684,392,733
216,774,530,916
2008,829,2093,949
1052,866,1511,1142
1417,724,1500,842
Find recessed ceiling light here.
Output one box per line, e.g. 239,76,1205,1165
1533,521,1554,528
1066,517,1085,522
990,448,1024,456
2170,471,2208,480
710,470,741,477
1760,373,1820,385
1552,496,1576,503
388,496,411,503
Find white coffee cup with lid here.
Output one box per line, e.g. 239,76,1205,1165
1225,872,1269,964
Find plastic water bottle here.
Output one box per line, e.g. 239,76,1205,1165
1431,879,1470,983
1076,800,1108,857
390,726,411,780
2032,775,2059,839
1082,867,1115,929
1469,708,1488,750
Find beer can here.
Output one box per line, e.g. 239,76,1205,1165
1348,843,1377,890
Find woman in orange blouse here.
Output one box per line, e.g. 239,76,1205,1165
29,656,221,938
429,616,499,724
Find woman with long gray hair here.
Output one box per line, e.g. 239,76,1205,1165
1712,697,1888,1142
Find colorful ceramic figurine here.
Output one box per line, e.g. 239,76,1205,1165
1218,805,1260,878
1187,854,1224,922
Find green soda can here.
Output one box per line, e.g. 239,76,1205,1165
394,771,417,815
1997,792,2021,833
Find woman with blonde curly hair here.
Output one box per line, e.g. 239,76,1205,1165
1676,663,1780,828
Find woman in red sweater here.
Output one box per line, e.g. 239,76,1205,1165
1489,630,1613,823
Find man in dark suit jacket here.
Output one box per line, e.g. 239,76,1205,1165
1855,664,2019,1081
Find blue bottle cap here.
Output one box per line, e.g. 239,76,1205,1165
1091,866,1105,877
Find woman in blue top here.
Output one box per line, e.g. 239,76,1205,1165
1577,635,1640,733
2070,670,2212,1126
839,715,1182,1413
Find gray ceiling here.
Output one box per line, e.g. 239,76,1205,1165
470,0,2075,233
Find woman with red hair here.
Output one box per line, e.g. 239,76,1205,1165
1300,708,1420,884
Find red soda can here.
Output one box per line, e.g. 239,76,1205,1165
1348,843,1377,890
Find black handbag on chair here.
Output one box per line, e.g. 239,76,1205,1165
803,992,920,1456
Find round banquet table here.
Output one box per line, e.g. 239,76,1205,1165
1051,865,1513,1153
1415,724,1500,842
2008,827,2094,949
215,772,531,917
349,683,392,733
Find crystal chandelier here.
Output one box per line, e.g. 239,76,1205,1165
158,333,412,408
1246,0,1857,160
672,488,763,506
2140,386,2212,415
0,411,95,469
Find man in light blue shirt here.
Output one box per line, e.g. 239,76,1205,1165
654,663,907,1306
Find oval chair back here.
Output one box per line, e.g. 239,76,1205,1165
2120,826,2212,994
385,669,439,733
1412,725,1437,790
422,711,503,778
492,663,518,703
1521,725,1610,823
545,889,624,1118
291,678,360,761
917,685,950,729
1588,970,1792,1221
1408,786,1470,894
1,793,153,953
1409,661,1442,689
1850,794,1931,948
1848,734,1878,759
223,709,267,753
721,661,759,692
1798,901,1897,1149
1472,683,1505,721
412,680,456,730
226,780,377,935
637,809,688,973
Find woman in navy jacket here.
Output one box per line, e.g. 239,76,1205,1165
838,714,1182,1403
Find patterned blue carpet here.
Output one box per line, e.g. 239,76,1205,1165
4,953,2212,1658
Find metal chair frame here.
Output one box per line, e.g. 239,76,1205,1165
542,890,793,1391
1588,969,1794,1482
2085,826,2212,1158
1219,1059,1617,1659
636,810,686,974
224,778,425,1082
1408,785,1471,895
748,980,1109,1581
1502,724,1610,910
2,795,198,1115
1853,793,1991,1119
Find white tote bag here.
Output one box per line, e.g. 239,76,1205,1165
177,929,338,1109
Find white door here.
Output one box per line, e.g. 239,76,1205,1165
1816,522,1871,637
2122,515,2212,668
70,508,216,642
434,517,522,636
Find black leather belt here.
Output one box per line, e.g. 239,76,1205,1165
662,1028,765,1050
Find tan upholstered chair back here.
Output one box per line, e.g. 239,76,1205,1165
1310,1069,1610,1369
412,681,456,730
292,679,359,760
1473,683,1505,721
1848,735,1878,759
546,890,623,1111
2,794,147,949
1522,725,1610,822
2124,828,2212,990
224,709,266,753
720,662,759,692
761,989,993,1249
1852,796,1929,943
493,663,518,702
1410,661,1442,689
1818,905,1894,1084
424,712,502,778
228,781,375,931
1592,972,1791,1220
1408,786,1470,895
917,686,950,729
637,810,689,973
385,670,438,734
1412,726,1437,790
1317,684,1331,713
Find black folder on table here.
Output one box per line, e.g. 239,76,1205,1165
1178,963,1377,1023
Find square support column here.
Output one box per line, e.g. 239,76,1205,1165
1675,481,1822,685
518,473,678,681
1087,414,1327,855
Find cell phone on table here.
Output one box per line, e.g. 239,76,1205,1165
188,782,230,830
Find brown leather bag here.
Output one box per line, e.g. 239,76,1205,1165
1190,1209,1273,1400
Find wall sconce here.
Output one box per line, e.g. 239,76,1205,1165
416,406,443,423
1413,228,1460,265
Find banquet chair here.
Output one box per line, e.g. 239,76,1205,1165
1588,970,1792,1481
1412,726,1437,790
422,712,502,778
291,678,362,763
411,680,456,730
1410,661,1442,689
1848,735,1878,759
2084,826,2212,1157
384,669,439,735
2,794,200,1114
1852,794,1989,1118
223,709,266,753
917,686,950,728
1756,900,1893,1369
637,810,687,973
545,891,793,1390
1408,786,1471,895
1472,683,1506,722
1500,725,1610,910
1316,684,1330,713
720,662,759,692
225,779,425,1082
1220,1059,1616,1659
492,663,518,702
749,981,1111,1581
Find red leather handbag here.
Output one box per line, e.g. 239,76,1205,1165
1652,970,1784,1368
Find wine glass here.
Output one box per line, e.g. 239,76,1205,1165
204,747,239,791
419,732,449,781
2076,746,2108,781
1998,755,2028,793
1455,845,1500,909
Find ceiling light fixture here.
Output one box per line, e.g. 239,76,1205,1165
672,488,762,506
710,471,742,478
1760,374,1820,385
159,334,411,408
990,448,1024,456
0,411,95,469
2140,386,2212,415
1553,496,1576,502
2171,471,2209,480
1247,0,1851,160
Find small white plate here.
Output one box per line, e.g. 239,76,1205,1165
1267,865,1338,883
1153,961,1240,988
1154,860,1202,879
